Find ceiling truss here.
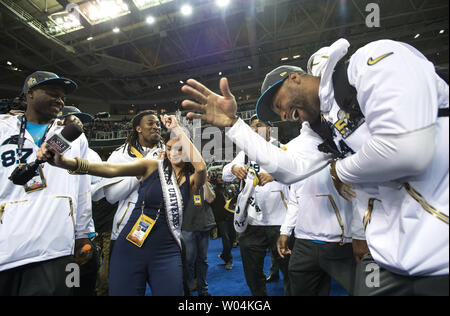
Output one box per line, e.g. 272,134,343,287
0,0,448,114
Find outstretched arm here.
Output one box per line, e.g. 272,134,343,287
37,143,157,179
181,78,332,185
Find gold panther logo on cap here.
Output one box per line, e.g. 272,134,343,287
27,78,37,86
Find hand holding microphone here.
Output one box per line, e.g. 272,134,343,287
35,124,83,169
9,123,83,185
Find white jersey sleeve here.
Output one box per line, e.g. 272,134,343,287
226,119,332,185
280,183,301,236
336,125,436,184
222,151,246,183
348,40,439,135
102,149,140,204
103,177,140,204
336,40,442,184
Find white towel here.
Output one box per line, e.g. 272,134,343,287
233,168,260,233
316,38,350,113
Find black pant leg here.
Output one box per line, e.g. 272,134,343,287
0,266,21,296
319,242,356,296
288,239,330,296
239,226,268,296
354,255,449,296
217,219,234,262
413,274,449,296
266,226,291,296
354,255,412,296
18,256,74,296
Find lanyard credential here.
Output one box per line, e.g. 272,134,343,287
17,116,53,160
130,146,144,159
15,116,54,193
125,179,163,248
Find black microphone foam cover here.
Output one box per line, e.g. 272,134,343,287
60,123,83,142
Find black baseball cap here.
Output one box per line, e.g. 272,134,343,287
256,65,305,123
22,71,77,96
58,106,93,123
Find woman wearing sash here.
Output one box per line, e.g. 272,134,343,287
37,115,207,296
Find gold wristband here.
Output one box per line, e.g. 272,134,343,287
68,157,90,175
330,159,340,183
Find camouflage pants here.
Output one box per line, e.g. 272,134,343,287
95,232,112,296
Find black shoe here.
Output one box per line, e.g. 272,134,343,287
199,291,212,296
219,253,233,269
218,253,227,263
225,261,233,270
266,274,280,283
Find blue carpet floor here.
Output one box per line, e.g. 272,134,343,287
206,237,281,296
146,237,349,296
205,237,348,296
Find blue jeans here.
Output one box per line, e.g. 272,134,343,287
182,231,210,295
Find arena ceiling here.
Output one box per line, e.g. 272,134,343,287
0,0,448,115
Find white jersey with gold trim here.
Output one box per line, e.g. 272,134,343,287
319,39,449,276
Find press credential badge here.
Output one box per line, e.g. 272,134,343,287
126,214,156,247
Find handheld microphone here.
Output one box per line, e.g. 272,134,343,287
46,123,83,155
9,123,83,185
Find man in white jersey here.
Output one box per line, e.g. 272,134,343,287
0,71,93,295
222,115,290,296
305,48,370,265
181,38,449,295
278,126,356,296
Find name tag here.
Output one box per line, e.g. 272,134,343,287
193,194,202,206
126,214,156,247
23,165,47,193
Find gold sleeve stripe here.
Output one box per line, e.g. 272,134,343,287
317,194,345,245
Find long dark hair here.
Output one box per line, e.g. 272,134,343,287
124,110,161,156
162,129,194,183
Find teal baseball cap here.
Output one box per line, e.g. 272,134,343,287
58,106,93,123
256,65,305,123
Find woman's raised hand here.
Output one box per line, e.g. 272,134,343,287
160,115,180,131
